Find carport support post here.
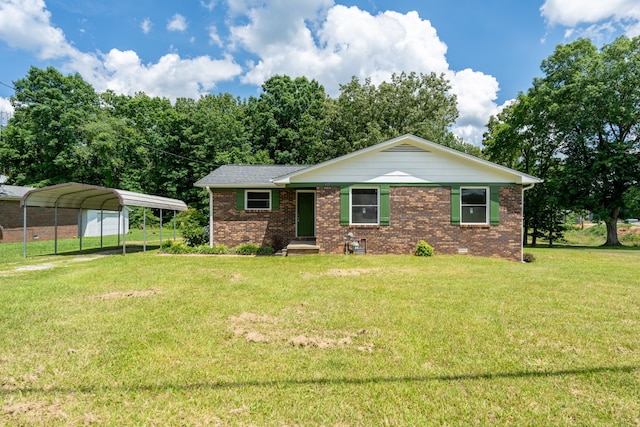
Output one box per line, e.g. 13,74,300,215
173,210,177,241
22,203,27,258
122,206,126,255
159,209,163,247
100,208,104,249
207,186,213,248
79,208,83,253
143,207,147,252
54,204,58,255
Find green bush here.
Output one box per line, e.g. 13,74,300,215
523,253,536,263
235,243,261,255
161,240,174,250
162,242,194,254
414,240,434,257
194,245,229,254
257,246,275,255
177,208,208,247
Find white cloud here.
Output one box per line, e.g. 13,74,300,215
0,0,76,59
0,97,14,115
448,69,501,145
231,1,498,145
141,18,152,34
541,0,640,37
167,13,188,32
208,25,222,47
83,49,242,100
200,0,216,12
0,1,242,102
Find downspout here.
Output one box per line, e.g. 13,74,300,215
207,186,213,248
521,183,536,263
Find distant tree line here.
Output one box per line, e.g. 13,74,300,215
0,68,475,209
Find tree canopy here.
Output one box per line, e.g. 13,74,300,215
484,35,640,245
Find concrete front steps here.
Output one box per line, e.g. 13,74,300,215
285,239,320,256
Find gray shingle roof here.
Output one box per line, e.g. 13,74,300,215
194,165,308,188
0,185,34,200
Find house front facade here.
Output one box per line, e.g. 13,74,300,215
195,134,541,261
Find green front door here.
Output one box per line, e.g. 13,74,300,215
297,192,315,237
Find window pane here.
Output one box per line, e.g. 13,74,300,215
352,206,378,223
246,191,270,209
352,188,377,205
462,206,486,223
461,188,486,204
351,188,378,224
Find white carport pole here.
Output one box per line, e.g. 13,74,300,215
22,201,27,258
207,186,213,248
78,205,83,253
54,203,58,255
122,205,127,255
143,207,147,252
100,208,104,249
159,209,163,247
173,210,177,241
117,208,121,247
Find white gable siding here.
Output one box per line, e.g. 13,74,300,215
288,147,516,184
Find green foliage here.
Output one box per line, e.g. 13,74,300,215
235,243,262,255
128,207,161,228
176,208,208,247
322,72,461,161
414,240,434,257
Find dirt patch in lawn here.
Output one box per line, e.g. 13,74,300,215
92,288,159,300
301,268,386,279
2,399,69,423
1,255,104,276
227,311,375,351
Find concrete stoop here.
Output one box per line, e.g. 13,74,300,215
286,240,320,256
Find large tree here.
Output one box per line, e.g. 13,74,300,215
483,94,564,245
0,67,99,186
324,72,478,159
245,75,329,165
531,36,640,245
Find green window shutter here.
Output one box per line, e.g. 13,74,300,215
236,189,244,210
450,186,460,225
271,190,280,210
340,187,350,225
490,186,500,225
380,185,390,226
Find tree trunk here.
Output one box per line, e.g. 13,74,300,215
603,207,622,246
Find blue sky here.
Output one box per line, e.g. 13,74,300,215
0,0,638,144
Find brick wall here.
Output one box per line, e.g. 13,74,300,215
211,186,524,261
212,190,297,250
316,186,523,261
0,200,79,243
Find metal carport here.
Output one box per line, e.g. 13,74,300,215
20,182,188,257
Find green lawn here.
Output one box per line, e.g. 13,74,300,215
1,244,639,425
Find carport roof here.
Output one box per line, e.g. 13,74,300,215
21,182,188,211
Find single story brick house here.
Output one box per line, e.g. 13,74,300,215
195,134,542,261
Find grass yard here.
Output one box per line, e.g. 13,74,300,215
0,243,639,425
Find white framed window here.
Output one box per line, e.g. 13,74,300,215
461,187,489,224
245,190,271,210
350,187,379,225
